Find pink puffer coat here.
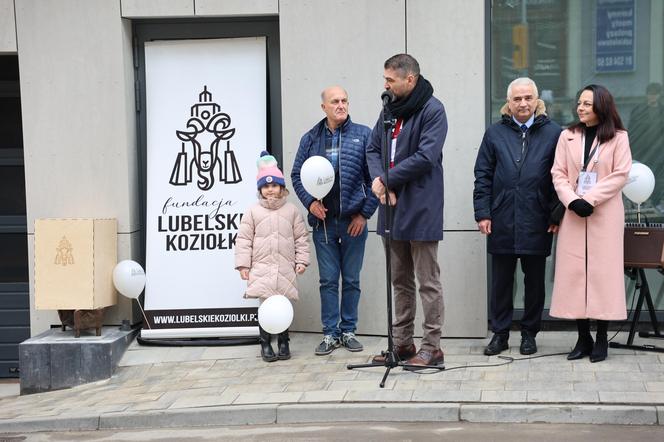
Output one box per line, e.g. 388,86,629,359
234,193,309,301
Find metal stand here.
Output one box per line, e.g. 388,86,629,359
346,102,444,387
609,267,664,353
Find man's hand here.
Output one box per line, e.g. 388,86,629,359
547,224,559,234
371,176,386,198
379,191,397,206
238,268,249,280
295,264,306,274
478,219,492,235
347,213,367,237
309,200,327,220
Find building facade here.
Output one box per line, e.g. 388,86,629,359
0,0,662,377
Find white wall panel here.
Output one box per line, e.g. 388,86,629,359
121,0,193,18
0,0,16,52
196,0,278,16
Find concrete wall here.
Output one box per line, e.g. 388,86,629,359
15,0,140,335
12,0,488,337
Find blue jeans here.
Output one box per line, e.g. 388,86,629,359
313,217,368,338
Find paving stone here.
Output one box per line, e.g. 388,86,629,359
505,380,573,391
298,390,346,403
284,381,329,392
573,381,645,392
645,381,664,392
170,390,239,409
599,392,664,403
344,389,414,402
223,383,287,394
233,391,302,405
459,380,505,391
526,391,599,403
657,406,664,425
327,379,396,391
480,390,527,403
411,390,481,402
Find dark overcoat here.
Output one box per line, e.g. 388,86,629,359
366,96,448,241
473,100,562,255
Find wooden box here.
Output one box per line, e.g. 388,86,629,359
35,219,117,309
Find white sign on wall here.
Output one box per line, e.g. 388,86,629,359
143,37,265,339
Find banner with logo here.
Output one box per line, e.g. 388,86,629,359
142,38,265,339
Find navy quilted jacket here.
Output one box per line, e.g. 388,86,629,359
291,116,378,227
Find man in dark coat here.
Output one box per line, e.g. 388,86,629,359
366,54,448,368
473,77,562,356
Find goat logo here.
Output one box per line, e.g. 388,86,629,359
169,86,242,191
54,236,74,266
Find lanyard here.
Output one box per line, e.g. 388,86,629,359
580,133,600,171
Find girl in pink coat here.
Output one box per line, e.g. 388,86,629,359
235,152,310,362
550,85,631,363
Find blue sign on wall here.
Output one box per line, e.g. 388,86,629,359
596,0,635,73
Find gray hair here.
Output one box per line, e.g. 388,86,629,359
506,77,538,100
321,86,348,102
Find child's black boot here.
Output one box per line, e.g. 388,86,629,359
277,329,291,360
259,326,278,362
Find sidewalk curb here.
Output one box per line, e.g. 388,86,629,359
0,403,661,433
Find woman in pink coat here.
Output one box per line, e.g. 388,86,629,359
235,152,310,362
550,84,632,363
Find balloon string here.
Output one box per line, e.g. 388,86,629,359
321,200,328,244
135,298,152,329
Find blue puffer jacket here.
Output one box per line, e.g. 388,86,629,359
291,116,378,227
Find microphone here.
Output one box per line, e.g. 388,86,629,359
381,90,395,106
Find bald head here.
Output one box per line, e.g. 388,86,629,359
320,86,349,130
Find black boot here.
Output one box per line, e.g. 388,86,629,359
277,329,291,360
590,320,608,363
567,319,594,360
259,326,277,362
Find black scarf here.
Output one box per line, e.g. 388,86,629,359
387,75,434,120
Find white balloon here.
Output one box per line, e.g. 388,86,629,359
623,162,655,204
300,156,335,199
258,295,293,334
112,260,146,299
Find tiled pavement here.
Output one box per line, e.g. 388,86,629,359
1,331,664,432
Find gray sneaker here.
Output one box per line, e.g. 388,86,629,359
341,332,363,352
315,335,339,355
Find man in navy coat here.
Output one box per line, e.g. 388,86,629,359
366,54,448,368
473,77,561,356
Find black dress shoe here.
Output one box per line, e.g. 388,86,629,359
567,337,594,360
520,333,537,355
484,334,509,356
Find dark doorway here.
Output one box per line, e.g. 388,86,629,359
0,55,29,378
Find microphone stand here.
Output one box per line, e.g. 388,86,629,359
346,97,444,388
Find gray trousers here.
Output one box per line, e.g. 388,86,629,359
386,239,444,351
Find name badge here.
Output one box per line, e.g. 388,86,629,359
576,171,597,196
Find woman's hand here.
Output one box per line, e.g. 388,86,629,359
238,268,249,280
295,264,306,274
568,199,594,217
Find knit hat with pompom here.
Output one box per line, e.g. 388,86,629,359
256,150,285,189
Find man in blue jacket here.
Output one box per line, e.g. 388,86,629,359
473,77,561,356
291,86,378,355
366,54,448,368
